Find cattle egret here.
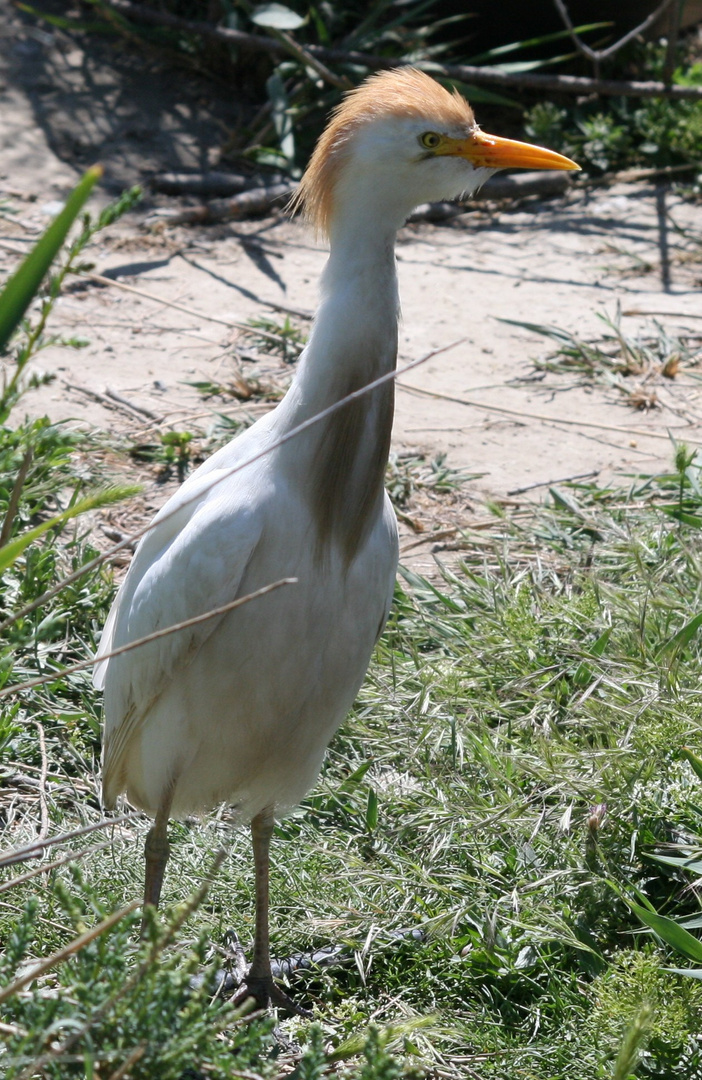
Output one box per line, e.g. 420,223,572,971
95,68,578,1011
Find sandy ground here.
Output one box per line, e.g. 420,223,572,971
2,10,702,554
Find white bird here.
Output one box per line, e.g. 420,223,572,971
94,68,578,1011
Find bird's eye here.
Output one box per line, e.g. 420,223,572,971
419,132,442,150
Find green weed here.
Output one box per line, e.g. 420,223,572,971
525,45,702,176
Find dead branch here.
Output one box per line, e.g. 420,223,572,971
397,381,702,446
151,171,253,196
34,721,49,843
552,0,678,75
101,0,702,100
1,578,297,701
64,380,156,421
105,386,159,419
0,812,137,868
144,182,294,226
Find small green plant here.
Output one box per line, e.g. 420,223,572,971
129,430,196,482
246,313,308,363
590,950,702,1077
0,176,140,743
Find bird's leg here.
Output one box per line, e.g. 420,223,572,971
141,787,173,936
246,807,274,993
233,807,310,1017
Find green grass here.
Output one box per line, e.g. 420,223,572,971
5,451,702,1076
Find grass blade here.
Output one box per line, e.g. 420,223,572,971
629,902,702,964
0,484,138,574
655,612,702,661
0,165,102,353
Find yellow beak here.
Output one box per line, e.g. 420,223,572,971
446,130,580,172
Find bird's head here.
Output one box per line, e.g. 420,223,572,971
293,68,579,241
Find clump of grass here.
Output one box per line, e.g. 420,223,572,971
245,314,307,364
503,307,701,410
385,451,478,508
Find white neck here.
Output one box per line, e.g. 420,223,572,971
280,209,400,428
271,206,400,563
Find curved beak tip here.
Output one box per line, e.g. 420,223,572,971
462,132,580,173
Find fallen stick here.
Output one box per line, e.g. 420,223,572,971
507,470,601,496
624,308,702,321
64,380,151,420
144,182,294,226
105,386,159,419
101,0,702,100
74,270,285,342
151,171,255,196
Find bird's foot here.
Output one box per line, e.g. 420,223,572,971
231,973,312,1019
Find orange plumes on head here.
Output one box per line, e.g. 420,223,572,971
291,68,475,238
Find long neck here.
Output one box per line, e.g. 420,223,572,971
276,218,399,564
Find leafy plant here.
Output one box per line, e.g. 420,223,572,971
129,430,196,482
525,44,702,175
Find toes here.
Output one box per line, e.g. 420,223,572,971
269,982,313,1019
231,975,312,1018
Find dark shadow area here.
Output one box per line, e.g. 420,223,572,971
179,249,288,299
1,4,258,193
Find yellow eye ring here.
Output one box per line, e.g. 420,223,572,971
419,132,442,150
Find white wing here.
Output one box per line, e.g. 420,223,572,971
96,459,265,801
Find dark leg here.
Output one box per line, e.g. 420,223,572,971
233,807,310,1016
244,807,274,999
141,788,173,936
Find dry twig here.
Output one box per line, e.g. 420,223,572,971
552,0,678,78
34,721,49,843
0,813,136,868
398,380,702,445
145,183,294,226
0,578,297,702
